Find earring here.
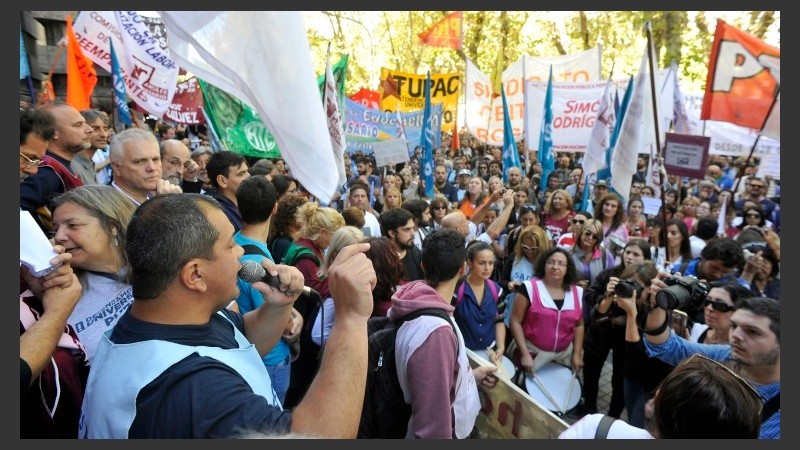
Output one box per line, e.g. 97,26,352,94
113,236,119,246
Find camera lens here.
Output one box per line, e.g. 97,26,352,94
614,281,635,298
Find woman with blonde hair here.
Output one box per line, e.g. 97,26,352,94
51,185,137,363
311,226,365,347
382,187,403,212
569,219,615,292
678,195,700,232
458,176,489,220
542,188,574,244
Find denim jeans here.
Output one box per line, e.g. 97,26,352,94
266,354,292,404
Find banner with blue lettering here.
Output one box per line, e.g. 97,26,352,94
343,97,442,156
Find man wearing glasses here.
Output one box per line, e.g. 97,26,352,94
643,291,780,439
734,177,777,220
160,139,201,192
20,102,92,235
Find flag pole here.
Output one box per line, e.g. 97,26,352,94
643,21,669,247
732,85,780,195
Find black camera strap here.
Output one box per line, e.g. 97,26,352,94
761,393,780,423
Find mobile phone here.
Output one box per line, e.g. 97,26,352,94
670,309,689,337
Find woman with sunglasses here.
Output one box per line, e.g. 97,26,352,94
475,162,490,182
428,194,451,231
542,189,574,244
577,240,652,419
651,218,692,274
594,193,629,253
568,219,615,293
509,247,584,376
734,203,770,234
555,211,592,250
688,283,752,344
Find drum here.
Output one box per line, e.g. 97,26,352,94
524,362,582,415
474,349,516,378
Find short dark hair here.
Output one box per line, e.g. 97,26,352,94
736,296,780,340
421,228,466,285
700,238,744,268
236,176,278,225
694,217,719,240
401,199,430,224
206,151,246,189
378,208,413,237
20,104,56,143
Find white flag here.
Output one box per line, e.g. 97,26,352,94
324,48,347,187
583,79,615,175
717,194,728,236
611,46,650,202
159,11,338,202
671,62,694,135
761,91,780,141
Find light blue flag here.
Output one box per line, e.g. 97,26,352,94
20,29,30,79
420,71,436,199
537,66,555,193
501,84,521,184
579,173,592,213
110,40,132,126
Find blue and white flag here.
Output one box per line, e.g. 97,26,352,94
420,71,436,199
501,84,521,184
537,66,555,193
598,76,632,182
110,40,132,127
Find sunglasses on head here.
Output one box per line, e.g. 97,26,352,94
704,297,735,313
521,244,539,252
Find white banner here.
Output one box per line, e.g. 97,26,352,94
524,80,608,153
73,11,179,117
465,47,602,147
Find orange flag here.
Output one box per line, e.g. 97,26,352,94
65,14,97,110
700,19,779,130
418,11,462,50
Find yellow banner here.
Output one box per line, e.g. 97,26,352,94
379,67,459,132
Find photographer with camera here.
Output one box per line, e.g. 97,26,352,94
642,275,780,439
669,238,748,325
577,239,652,419
740,242,780,300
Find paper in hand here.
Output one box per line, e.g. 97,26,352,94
20,210,59,277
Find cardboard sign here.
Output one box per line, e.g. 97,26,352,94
468,350,568,439
371,138,411,168
663,132,710,179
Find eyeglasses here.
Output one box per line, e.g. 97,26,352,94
582,230,599,240
20,152,42,169
167,157,192,169
572,219,586,225
433,206,447,210
746,213,762,218
749,184,765,189
685,354,762,403
545,260,568,268
521,244,539,252
704,298,735,313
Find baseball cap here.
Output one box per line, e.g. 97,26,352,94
458,169,471,177
595,180,609,188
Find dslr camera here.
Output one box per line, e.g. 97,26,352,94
655,275,710,311
614,279,643,298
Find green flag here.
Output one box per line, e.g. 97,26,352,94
198,78,281,158
317,53,349,106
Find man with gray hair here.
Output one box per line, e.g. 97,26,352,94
160,138,202,192
110,128,181,206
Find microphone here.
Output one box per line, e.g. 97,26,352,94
238,260,317,297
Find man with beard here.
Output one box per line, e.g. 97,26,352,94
379,208,423,281
401,199,433,252
643,291,779,439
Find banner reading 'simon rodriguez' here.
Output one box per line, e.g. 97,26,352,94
379,68,458,132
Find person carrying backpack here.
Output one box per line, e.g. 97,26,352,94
364,228,498,439
452,241,506,355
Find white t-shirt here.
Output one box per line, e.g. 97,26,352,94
362,210,381,238
558,414,654,439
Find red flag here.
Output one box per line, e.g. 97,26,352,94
65,15,97,110
700,19,779,130
418,11,462,50
349,87,380,109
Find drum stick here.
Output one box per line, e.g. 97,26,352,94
486,347,508,378
563,370,578,415
531,372,563,413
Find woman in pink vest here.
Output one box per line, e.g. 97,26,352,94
509,247,584,375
